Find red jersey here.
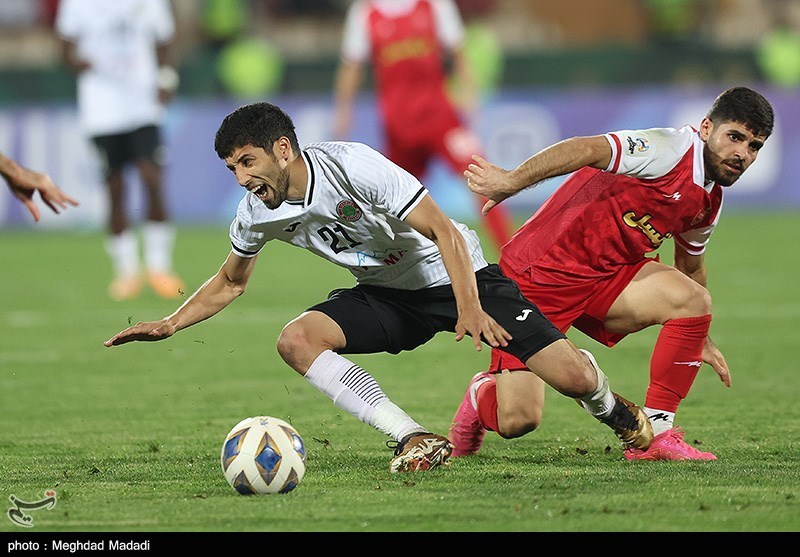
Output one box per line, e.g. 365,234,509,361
345,0,462,140
489,125,724,370
502,125,723,281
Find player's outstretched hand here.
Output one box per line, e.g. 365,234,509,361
702,336,731,387
454,306,512,352
34,175,79,218
104,320,177,347
464,155,514,215
3,159,79,222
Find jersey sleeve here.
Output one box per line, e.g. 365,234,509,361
432,0,465,49
604,126,695,179
151,0,176,43
54,0,81,39
340,0,370,62
229,197,267,258
345,143,429,220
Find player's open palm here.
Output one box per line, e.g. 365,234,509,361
104,320,177,347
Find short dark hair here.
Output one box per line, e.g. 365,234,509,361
214,102,301,159
706,87,774,138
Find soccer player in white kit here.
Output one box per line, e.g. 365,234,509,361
56,0,184,301
104,102,653,472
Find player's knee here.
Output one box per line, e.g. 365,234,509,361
276,321,311,372
673,281,712,317
693,285,712,315
497,408,542,439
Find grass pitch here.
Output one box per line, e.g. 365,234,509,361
1,212,799,535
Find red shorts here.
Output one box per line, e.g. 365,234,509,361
385,115,479,179
489,257,656,372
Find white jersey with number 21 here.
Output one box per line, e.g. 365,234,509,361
229,141,487,290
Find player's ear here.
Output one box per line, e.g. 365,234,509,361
699,117,713,141
276,136,293,160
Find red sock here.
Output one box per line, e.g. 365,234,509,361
475,194,513,250
475,376,499,432
645,314,712,412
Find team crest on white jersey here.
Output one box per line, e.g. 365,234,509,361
337,200,363,221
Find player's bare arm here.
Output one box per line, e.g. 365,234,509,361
58,38,91,73
465,135,612,213
404,195,511,351
332,59,363,140
104,253,258,347
674,245,731,387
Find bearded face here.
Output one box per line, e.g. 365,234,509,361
701,120,767,187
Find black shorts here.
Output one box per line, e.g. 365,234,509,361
91,125,164,174
308,264,566,362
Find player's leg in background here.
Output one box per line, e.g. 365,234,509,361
93,133,143,301
441,124,513,251
133,125,185,299
449,365,545,457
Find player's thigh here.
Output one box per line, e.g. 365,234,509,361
307,287,436,355
130,125,164,164
92,133,128,175
477,265,566,363
605,261,710,334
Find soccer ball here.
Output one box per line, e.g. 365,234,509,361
220,416,306,495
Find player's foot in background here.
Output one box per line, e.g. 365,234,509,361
598,392,654,450
147,271,185,300
389,432,453,473
109,274,143,301
624,427,717,461
449,371,492,457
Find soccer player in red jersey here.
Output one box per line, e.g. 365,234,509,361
449,86,774,461
333,0,513,252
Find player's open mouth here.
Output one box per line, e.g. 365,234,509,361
250,184,269,199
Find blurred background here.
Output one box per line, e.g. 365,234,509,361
1,0,799,229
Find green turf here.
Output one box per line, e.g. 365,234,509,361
1,212,799,533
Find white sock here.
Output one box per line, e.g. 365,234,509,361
105,230,140,278
142,221,175,274
304,350,426,441
644,407,674,436
576,349,616,418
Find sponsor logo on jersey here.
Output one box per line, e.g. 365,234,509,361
337,200,363,222
284,222,301,232
626,136,650,154
622,211,672,247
